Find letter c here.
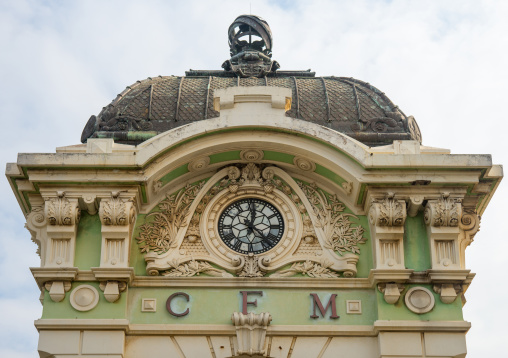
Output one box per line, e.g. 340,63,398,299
166,292,190,317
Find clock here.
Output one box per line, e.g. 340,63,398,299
218,198,284,254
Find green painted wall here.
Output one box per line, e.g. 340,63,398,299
263,150,294,164
160,164,189,186
74,213,102,270
209,150,241,164
131,214,149,276
354,214,373,277
314,164,346,186
404,213,432,271
128,287,377,326
42,281,127,319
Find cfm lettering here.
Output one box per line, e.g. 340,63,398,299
165,291,341,320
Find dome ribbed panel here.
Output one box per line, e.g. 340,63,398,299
120,85,150,119
325,79,357,122
151,77,180,121
297,78,327,122
356,88,386,121
178,77,208,122
239,77,266,86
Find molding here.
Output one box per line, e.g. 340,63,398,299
31,267,79,288
427,269,471,283
91,267,135,283
130,276,372,289
34,319,471,336
34,319,130,332
373,320,471,333
368,269,414,285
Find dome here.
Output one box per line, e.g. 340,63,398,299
81,15,421,147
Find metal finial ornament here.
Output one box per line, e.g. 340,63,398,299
222,15,280,78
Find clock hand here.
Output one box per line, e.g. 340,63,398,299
251,226,266,238
249,200,256,223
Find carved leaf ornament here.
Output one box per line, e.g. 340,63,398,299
136,181,205,254
271,260,339,278
136,164,368,278
296,181,366,256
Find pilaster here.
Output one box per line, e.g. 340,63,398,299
424,193,470,304
91,191,137,302
368,192,412,304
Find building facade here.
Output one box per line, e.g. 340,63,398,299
6,16,502,358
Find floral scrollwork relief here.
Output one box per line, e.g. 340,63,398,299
424,193,462,227
136,181,205,254
297,180,367,255
45,193,80,226
162,259,233,277
369,193,407,227
238,254,265,278
271,260,339,278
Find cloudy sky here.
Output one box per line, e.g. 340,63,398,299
1,0,506,356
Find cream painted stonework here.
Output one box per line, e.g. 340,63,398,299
7,86,502,358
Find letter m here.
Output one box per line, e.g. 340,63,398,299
310,293,339,319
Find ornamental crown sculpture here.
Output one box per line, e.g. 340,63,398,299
222,15,280,77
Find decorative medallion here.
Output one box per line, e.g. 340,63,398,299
405,287,435,314
70,285,99,312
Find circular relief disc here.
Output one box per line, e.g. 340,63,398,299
70,284,99,312
405,286,435,314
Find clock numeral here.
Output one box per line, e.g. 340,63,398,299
265,233,278,242
270,224,280,230
223,232,236,241
260,240,272,249
232,239,243,251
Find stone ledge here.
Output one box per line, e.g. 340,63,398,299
374,320,471,333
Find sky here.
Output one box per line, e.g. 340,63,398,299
0,0,506,356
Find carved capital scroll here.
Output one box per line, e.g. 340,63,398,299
369,193,406,227
424,193,462,227
45,193,80,226
368,193,406,271
99,193,135,226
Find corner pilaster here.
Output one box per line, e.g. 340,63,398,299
424,193,471,303
28,192,80,302
368,192,412,304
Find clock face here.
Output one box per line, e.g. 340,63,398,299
218,198,284,254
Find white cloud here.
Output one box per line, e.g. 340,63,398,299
1,0,506,356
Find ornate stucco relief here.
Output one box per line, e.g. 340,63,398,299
136,163,367,278
368,193,407,271
92,192,137,302
27,192,80,302
424,193,471,304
